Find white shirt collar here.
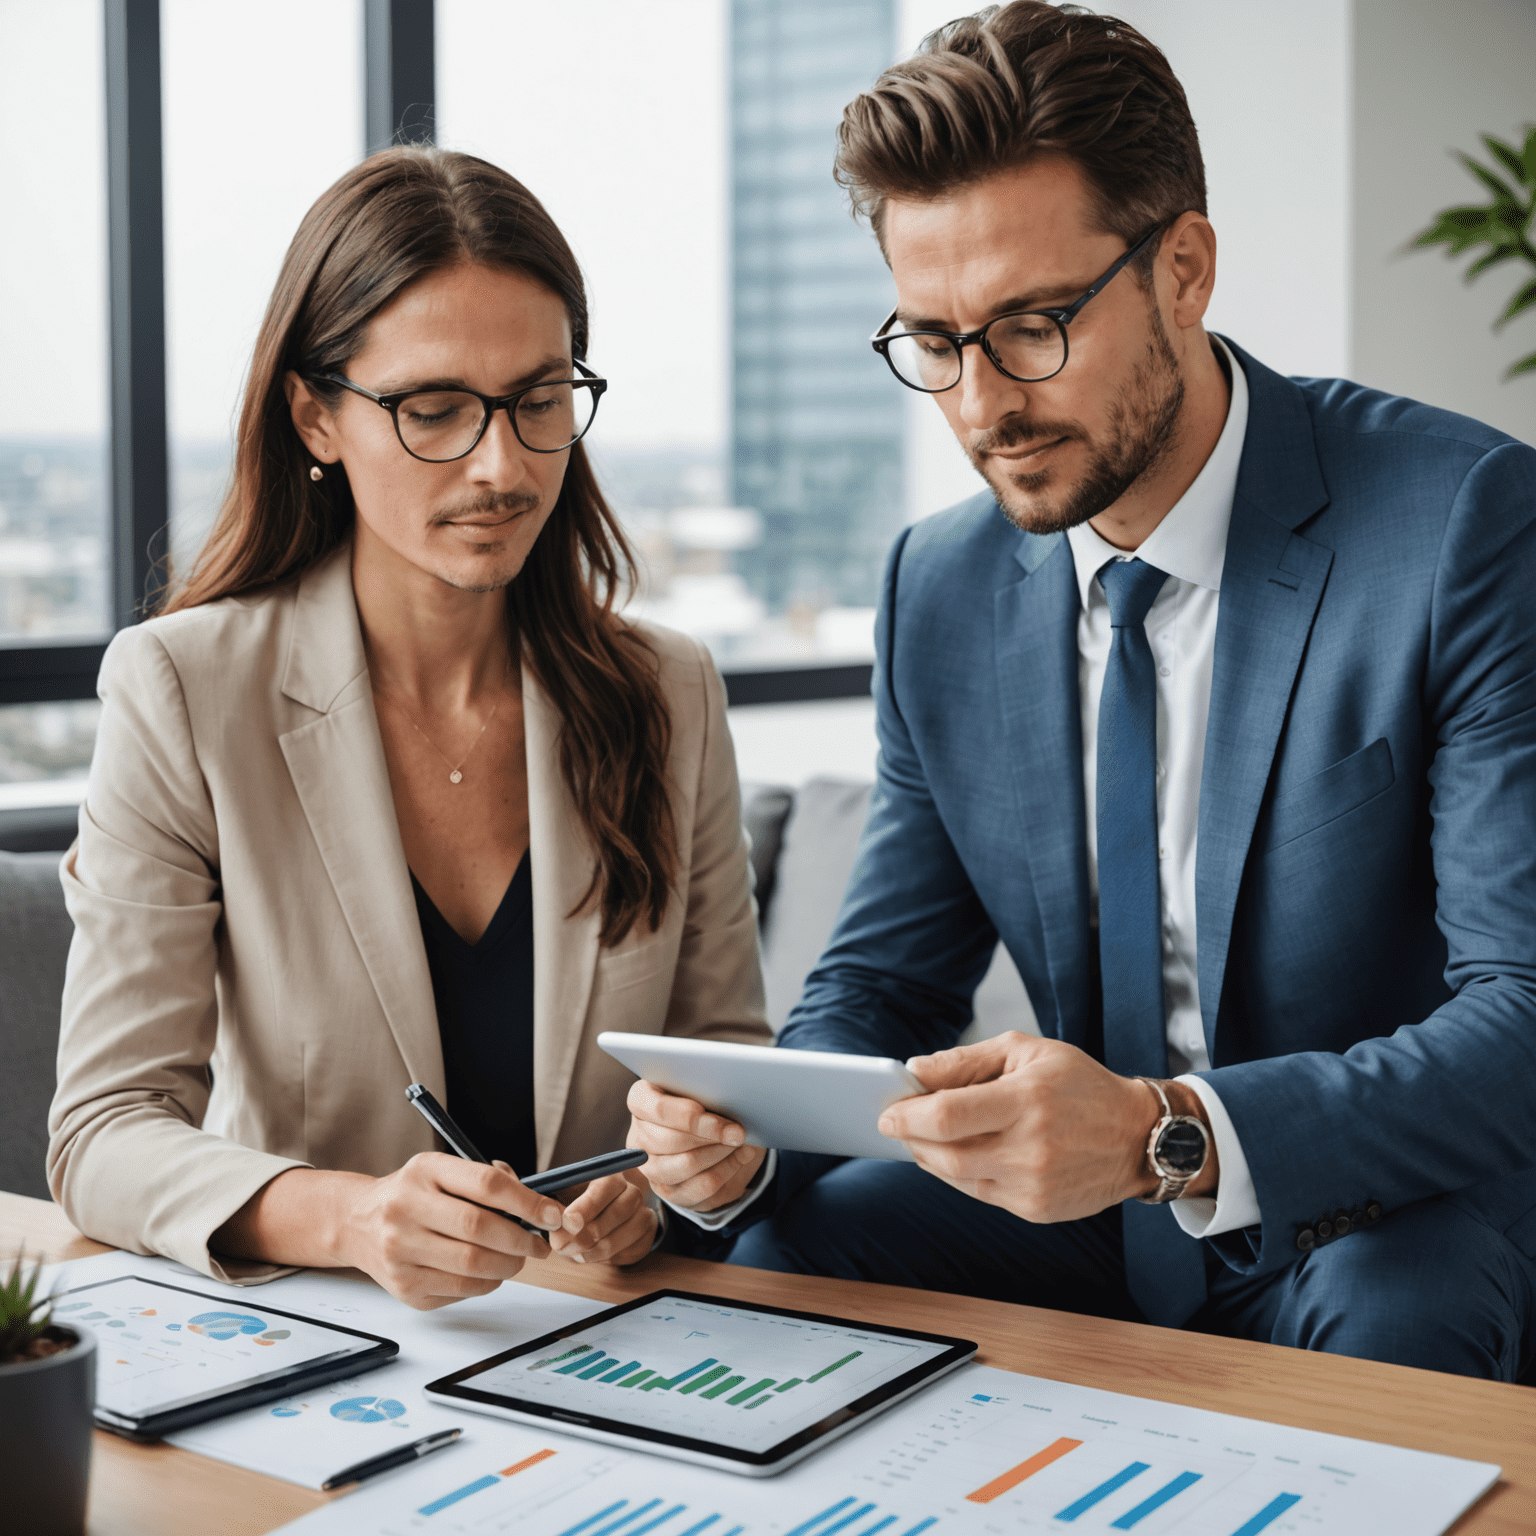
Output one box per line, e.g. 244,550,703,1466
1064,334,1249,608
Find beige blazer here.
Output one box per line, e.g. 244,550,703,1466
47,544,769,1284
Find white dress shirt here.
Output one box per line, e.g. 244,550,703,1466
678,337,1260,1240
1065,335,1258,1238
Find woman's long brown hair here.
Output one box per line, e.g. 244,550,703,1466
161,147,676,945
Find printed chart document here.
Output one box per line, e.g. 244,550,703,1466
274,1362,1497,1536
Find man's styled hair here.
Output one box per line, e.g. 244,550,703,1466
835,2,1205,273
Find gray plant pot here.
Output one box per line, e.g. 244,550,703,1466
0,1325,95,1536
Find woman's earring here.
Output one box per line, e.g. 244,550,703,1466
309,464,324,482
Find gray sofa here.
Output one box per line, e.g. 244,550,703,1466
0,781,1036,1202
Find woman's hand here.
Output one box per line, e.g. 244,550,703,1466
544,1167,659,1266
215,1156,567,1311
626,1080,767,1210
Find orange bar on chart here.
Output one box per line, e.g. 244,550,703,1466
965,1437,1084,1503
500,1448,557,1478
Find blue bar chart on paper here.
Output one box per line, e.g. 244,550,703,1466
282,1362,1498,1536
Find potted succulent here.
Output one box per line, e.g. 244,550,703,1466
0,1252,95,1536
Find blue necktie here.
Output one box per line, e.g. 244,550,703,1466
1096,557,1170,1081
1095,558,1207,1328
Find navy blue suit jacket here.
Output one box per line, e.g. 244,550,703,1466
778,340,1536,1284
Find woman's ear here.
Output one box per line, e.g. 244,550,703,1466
285,371,339,463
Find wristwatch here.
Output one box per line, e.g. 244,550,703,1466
1134,1078,1210,1204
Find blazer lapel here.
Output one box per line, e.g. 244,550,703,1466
996,530,1094,1046
524,663,602,1170
1196,345,1335,1059
278,546,444,1094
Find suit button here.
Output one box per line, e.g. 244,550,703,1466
1315,1218,1333,1239
1333,1210,1352,1236
1366,1202,1383,1223
1296,1228,1316,1252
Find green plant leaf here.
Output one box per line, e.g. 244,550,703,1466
1506,350,1536,378
1483,134,1532,189
1497,276,1536,328
1467,246,1522,280
1521,125,1536,187
1459,151,1524,207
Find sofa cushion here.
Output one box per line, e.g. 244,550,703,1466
759,777,1037,1040
0,851,72,1199
739,781,795,932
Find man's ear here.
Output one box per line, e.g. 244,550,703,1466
285,371,339,462
1159,211,1217,332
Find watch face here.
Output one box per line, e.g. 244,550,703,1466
1155,1120,1207,1177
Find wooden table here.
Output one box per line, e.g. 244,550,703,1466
5,1191,1533,1535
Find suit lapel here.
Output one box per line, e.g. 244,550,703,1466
524,663,602,1170
996,530,1094,1045
1196,344,1335,1058
278,545,444,1094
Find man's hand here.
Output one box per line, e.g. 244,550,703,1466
626,1080,767,1211
878,1032,1217,1223
543,1167,659,1266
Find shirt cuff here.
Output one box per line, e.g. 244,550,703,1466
665,1149,777,1231
1170,1075,1261,1238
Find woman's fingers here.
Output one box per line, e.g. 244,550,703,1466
550,1172,650,1258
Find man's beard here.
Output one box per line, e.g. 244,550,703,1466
969,310,1186,537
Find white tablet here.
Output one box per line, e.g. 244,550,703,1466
597,1032,927,1161
425,1290,975,1475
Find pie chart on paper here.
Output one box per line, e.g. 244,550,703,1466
330,1396,406,1423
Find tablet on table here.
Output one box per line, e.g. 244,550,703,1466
425,1290,976,1476
53,1274,398,1442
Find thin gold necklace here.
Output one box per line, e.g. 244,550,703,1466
377,657,510,786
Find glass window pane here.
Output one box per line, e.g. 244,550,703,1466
162,0,362,575
438,0,899,669
0,701,100,797
0,0,110,642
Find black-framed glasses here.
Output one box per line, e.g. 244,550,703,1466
312,360,607,461
870,224,1165,393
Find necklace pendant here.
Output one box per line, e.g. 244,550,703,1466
449,770,463,785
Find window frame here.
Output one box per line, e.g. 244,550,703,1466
0,0,869,714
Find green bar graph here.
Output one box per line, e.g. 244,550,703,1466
727,1377,776,1404
807,1351,862,1382
617,1370,653,1388
774,1378,803,1393
531,1343,593,1370
678,1365,732,1395
744,1394,773,1408
575,1355,618,1379
701,1375,746,1399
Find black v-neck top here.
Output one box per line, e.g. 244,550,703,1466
411,853,538,1178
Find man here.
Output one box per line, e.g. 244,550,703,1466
630,2,1536,1379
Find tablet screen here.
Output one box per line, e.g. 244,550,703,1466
437,1292,967,1459
54,1275,382,1421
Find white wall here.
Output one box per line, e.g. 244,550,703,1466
1352,0,1536,445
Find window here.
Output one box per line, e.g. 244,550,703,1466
161,0,362,573
0,0,110,645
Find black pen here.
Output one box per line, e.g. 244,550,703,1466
320,1426,462,1491
404,1084,647,1232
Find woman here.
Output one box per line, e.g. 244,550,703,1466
47,148,769,1308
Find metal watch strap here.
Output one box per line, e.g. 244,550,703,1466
1133,1077,1209,1205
